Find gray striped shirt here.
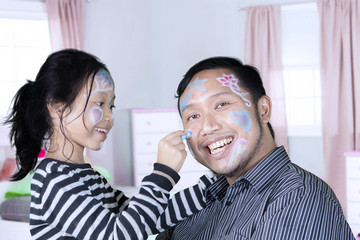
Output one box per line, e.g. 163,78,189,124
30,159,213,239
158,146,355,240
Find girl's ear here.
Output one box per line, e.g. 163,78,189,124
47,102,64,118
257,95,272,124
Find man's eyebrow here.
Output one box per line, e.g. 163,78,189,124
181,103,192,114
209,91,235,100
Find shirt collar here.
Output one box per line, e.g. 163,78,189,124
239,146,290,193
205,146,290,203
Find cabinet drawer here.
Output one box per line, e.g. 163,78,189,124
133,153,157,174
347,179,360,201
132,110,183,133
133,133,166,153
348,202,360,224
346,156,360,179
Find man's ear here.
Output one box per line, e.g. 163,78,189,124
47,102,64,118
257,95,272,124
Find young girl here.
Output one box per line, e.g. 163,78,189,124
5,49,213,239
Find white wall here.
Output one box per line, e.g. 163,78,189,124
83,0,248,185
1,0,322,186
82,0,323,185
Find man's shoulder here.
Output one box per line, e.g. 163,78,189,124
272,163,340,207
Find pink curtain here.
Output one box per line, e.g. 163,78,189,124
46,0,85,51
245,6,288,150
318,0,360,213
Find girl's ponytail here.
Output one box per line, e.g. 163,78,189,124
4,49,108,181
5,80,49,181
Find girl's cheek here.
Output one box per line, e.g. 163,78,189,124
89,106,103,126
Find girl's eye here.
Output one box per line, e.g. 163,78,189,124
110,105,116,111
96,102,104,107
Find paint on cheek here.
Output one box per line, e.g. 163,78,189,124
230,110,252,133
180,77,208,113
186,140,196,159
89,106,103,126
184,129,195,158
226,138,248,167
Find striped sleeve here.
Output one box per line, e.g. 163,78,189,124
154,174,215,233
30,163,180,240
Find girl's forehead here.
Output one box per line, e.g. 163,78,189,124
94,69,114,86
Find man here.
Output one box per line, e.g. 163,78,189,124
157,57,354,239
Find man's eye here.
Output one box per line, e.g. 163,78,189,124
188,114,199,121
217,102,229,109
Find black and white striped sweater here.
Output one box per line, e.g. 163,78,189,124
30,158,213,239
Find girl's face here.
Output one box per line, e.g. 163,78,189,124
63,69,115,151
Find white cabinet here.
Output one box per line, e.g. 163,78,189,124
345,152,360,238
131,109,212,193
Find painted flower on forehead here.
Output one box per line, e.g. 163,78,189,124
92,69,114,94
216,74,251,107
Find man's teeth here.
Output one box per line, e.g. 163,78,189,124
95,128,108,133
208,138,233,154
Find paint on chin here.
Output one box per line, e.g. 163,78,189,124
230,110,252,133
226,138,248,167
90,106,103,126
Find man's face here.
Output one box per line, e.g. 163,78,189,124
180,68,265,182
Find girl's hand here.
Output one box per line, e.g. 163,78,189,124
157,130,188,172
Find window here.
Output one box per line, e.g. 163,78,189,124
0,17,51,118
281,3,321,136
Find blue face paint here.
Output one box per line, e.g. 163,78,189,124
181,129,192,140
180,77,208,113
229,110,252,133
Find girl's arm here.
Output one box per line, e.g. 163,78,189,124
154,174,215,233
30,163,180,240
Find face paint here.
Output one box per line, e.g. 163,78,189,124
230,110,252,133
226,138,248,167
181,129,192,140
89,105,103,126
180,77,208,113
92,69,114,94
216,74,251,107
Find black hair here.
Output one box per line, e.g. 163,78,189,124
4,49,108,181
175,56,275,139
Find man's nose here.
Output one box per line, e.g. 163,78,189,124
200,113,221,136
